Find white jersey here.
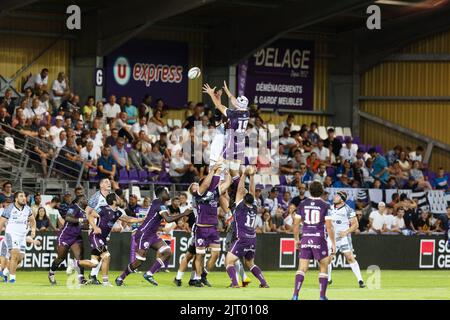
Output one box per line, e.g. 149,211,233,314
88,190,109,213
1,204,32,236
329,204,356,235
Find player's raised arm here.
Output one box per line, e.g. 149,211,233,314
119,215,145,225
223,81,239,109
198,162,222,195
235,169,247,205
160,208,191,224
219,169,232,195
203,83,228,116
248,166,256,197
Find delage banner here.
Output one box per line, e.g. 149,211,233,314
105,40,188,108
238,39,314,110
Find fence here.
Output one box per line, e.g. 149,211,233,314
21,231,450,271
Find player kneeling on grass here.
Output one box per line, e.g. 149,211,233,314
225,166,268,288
292,181,335,300
0,191,37,283
48,195,89,285
327,191,365,288
73,193,144,286
116,187,191,286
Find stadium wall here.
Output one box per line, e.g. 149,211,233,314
0,16,70,94
22,232,450,271
360,30,450,170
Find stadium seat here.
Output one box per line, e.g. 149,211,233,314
167,119,173,128
118,168,129,184
173,119,182,128
138,169,148,182
353,137,361,145
128,168,139,183
279,175,288,186
335,127,344,137
271,175,280,186
4,137,22,153
254,174,262,185
318,126,328,140
268,124,276,133
343,127,352,137
291,125,301,131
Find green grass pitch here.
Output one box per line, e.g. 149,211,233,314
0,270,449,300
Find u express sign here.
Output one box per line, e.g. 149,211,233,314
105,39,188,108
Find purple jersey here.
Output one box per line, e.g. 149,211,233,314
135,199,169,237
225,109,249,133
93,205,123,239
59,205,85,238
297,197,331,238
234,200,257,239
194,175,220,226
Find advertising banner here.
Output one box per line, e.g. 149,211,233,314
21,232,450,271
237,39,314,111
105,39,188,108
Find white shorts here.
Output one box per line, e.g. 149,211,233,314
209,125,225,165
5,232,27,254
328,234,353,254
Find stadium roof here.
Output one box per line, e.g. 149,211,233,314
1,0,450,68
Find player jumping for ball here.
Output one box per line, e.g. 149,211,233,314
327,190,365,288
292,181,335,300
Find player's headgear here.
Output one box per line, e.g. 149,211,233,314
337,190,347,202
235,96,249,110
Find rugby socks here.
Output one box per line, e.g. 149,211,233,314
201,268,209,279
91,259,102,277
130,237,137,262
226,265,239,287
9,274,16,281
176,271,184,280
147,258,164,276
234,260,241,281
250,265,267,286
236,260,247,281
190,271,197,280
328,263,332,282
293,271,305,297
319,273,328,299
102,275,109,284
350,261,363,282
3,268,9,277
119,264,135,280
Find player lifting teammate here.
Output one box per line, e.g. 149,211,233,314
327,190,365,288
116,186,191,286
225,166,269,288
292,181,335,300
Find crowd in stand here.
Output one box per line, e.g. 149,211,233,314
0,68,449,236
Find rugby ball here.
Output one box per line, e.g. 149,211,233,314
188,67,201,79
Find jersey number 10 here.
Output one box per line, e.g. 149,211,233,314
304,209,320,224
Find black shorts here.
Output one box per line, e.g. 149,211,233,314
91,246,108,257
187,242,196,255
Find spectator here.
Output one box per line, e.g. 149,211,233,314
391,207,407,234
97,145,118,186
397,151,411,173
298,163,312,184
384,207,395,233
53,130,67,150
264,187,279,217
386,145,402,165
49,115,65,141
31,127,55,177
147,142,164,167
169,150,198,184
311,139,330,164
262,210,275,233
59,94,80,119
124,97,138,125
1,88,16,116
291,183,307,207
80,140,98,171
36,207,56,232
132,116,150,142
417,211,432,235
272,207,285,232
183,103,202,130
306,152,320,173
368,202,387,234
299,129,313,153
111,137,129,170
307,122,320,146
432,167,449,192
50,72,67,108
138,94,152,119
0,182,14,204
24,68,49,93
57,137,82,177
313,163,327,184
386,176,398,189
333,174,351,188
82,96,96,124
279,113,295,132
0,106,12,132
339,137,356,163
129,141,160,173
105,128,119,147
104,95,121,121
24,97,49,124
409,146,424,164
31,193,43,217
280,191,291,211
323,128,342,158
148,109,166,134
368,148,389,184
44,196,61,230
410,161,432,190
279,127,297,155
323,175,334,188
